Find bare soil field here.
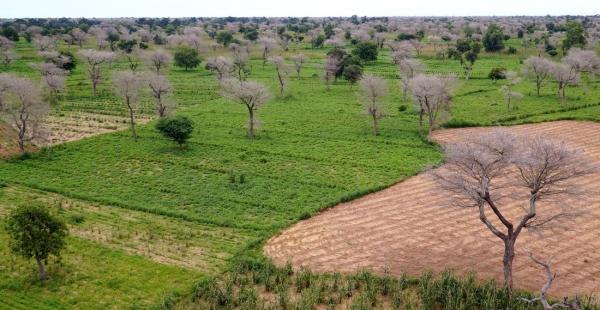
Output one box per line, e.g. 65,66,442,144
265,121,600,298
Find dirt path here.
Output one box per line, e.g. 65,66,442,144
265,121,600,298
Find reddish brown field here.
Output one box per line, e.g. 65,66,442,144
265,121,600,298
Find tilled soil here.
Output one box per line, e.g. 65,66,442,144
265,121,600,298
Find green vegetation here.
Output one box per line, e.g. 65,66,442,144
156,115,195,148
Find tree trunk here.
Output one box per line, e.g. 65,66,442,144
127,98,137,141
247,106,255,139
372,115,379,136
536,78,541,96
36,256,46,281
503,238,515,292
92,81,97,97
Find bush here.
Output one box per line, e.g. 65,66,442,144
343,64,363,86
352,42,378,62
155,115,194,148
488,67,506,82
507,46,517,54
483,23,505,52
174,46,201,71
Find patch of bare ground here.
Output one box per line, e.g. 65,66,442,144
0,185,255,273
265,121,600,298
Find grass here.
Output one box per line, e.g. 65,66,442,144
1,37,600,308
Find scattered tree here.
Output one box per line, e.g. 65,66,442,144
323,56,341,91
146,73,173,117
408,74,456,137
145,49,172,74
500,71,523,111
268,56,289,96
292,54,307,78
358,75,388,135
156,115,194,148
174,46,201,71
5,204,68,281
352,42,378,62
220,79,271,139
206,56,234,80
483,23,505,52
551,63,580,100
398,58,424,98
113,71,143,140
79,49,117,96
258,37,277,68
523,56,553,96
343,64,363,87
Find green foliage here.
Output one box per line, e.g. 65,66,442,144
483,23,505,52
352,41,378,62
1,26,19,41
217,31,234,46
56,50,77,71
488,66,507,82
343,64,363,86
5,204,68,279
174,46,201,71
563,21,586,51
155,115,194,147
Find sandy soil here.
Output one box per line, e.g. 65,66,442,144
265,121,600,298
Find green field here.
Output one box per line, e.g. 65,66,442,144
1,34,599,308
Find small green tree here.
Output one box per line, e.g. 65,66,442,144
488,67,506,83
174,46,201,71
483,23,505,52
5,204,68,281
216,31,234,47
156,115,194,148
343,64,363,87
352,42,378,62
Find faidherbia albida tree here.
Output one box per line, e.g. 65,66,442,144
113,71,143,140
292,54,307,78
79,49,117,96
258,37,277,68
398,58,424,98
268,56,289,96
358,74,388,136
30,62,68,104
205,56,234,80
323,56,341,91
408,74,456,137
146,73,174,117
434,130,594,292
145,49,172,74
500,71,523,111
523,56,553,96
551,62,580,101
0,73,50,154
220,78,271,139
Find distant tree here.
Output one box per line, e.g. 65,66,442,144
408,74,456,137
216,31,234,47
205,56,234,80
562,21,586,51
551,62,580,100
488,66,507,83
398,58,424,98
448,39,481,80
71,28,88,47
31,62,68,104
0,49,18,68
563,48,600,75
500,71,523,111
352,42,378,62
343,64,363,87
322,56,341,91
113,71,143,140
79,49,117,96
5,204,67,281
231,44,250,81
145,49,172,74
146,73,173,117
434,130,593,292
220,79,271,139
174,46,201,71
155,115,194,148
292,54,307,78
258,37,278,68
268,56,289,96
1,26,19,42
483,23,505,52
523,56,553,96
107,31,120,51
358,75,388,135
0,74,50,154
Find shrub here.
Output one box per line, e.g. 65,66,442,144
352,42,378,62
507,46,517,54
155,115,194,148
488,66,506,82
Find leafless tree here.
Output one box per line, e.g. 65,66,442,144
434,131,594,292
408,39,424,56
0,74,50,154
232,45,250,81
146,73,173,117
398,58,424,98
113,71,143,140
292,54,307,78
71,28,88,47
268,56,289,96
31,62,68,104
323,56,341,91
563,48,600,76
144,49,172,74
358,75,388,136
520,252,581,310
551,63,580,101
32,36,56,52
1,49,18,68
205,56,234,80
500,71,523,111
79,49,117,96
523,56,553,96
408,74,456,137
220,78,271,139
258,37,277,68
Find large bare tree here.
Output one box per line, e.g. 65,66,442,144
144,49,172,74
434,130,594,292
113,71,143,140
551,63,580,101
146,73,173,118
358,74,388,136
0,74,49,154
206,56,234,80
220,79,271,139
79,49,117,96
523,56,553,96
31,62,68,104
408,74,456,137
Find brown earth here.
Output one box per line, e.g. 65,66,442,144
265,121,600,298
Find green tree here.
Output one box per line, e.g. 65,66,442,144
483,23,505,52
174,46,201,71
5,204,68,281
562,21,586,51
351,42,378,62
343,64,363,87
217,31,234,47
1,26,19,41
156,115,194,148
